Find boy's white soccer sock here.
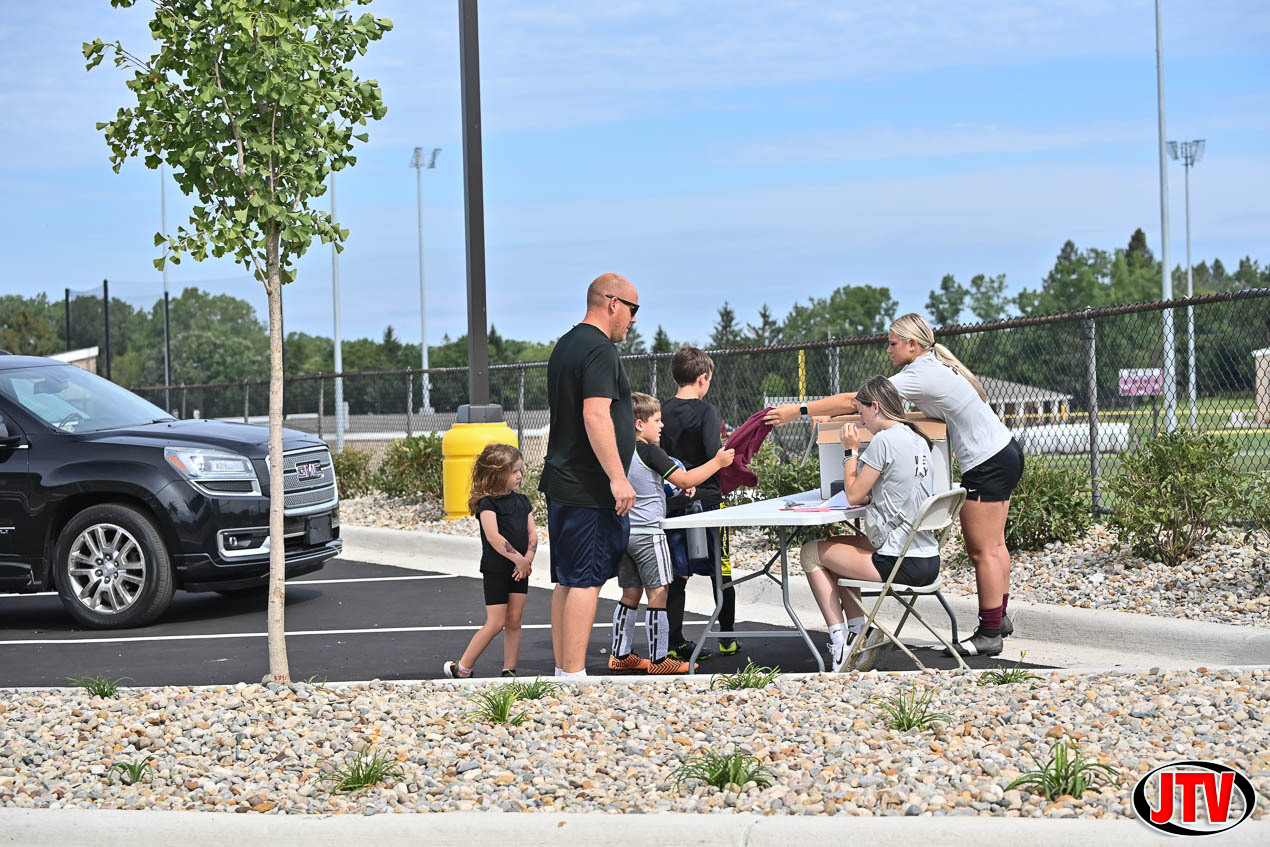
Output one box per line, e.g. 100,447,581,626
646,607,670,662
828,622,848,647
554,667,565,677
562,669,587,678
612,602,639,657
847,616,866,637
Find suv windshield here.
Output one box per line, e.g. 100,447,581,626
0,364,173,433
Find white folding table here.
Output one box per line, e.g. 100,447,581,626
659,489,866,673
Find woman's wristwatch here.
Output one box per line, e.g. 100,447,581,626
799,403,809,419
843,449,854,461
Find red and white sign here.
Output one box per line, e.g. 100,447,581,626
1119,368,1164,397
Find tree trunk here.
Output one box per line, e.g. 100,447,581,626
264,233,290,683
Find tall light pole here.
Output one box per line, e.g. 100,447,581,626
1154,0,1177,433
411,146,441,414
160,165,172,412
331,171,345,453
1168,138,1205,430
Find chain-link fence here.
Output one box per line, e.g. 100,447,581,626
129,289,1270,506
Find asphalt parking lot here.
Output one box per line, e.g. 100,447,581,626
0,558,1042,687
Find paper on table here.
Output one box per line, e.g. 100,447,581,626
823,490,852,508
780,490,858,511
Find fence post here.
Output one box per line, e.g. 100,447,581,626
829,346,840,395
242,381,249,423
517,366,526,447
649,353,657,397
181,383,187,419
405,368,413,438
317,374,324,442
1084,309,1101,515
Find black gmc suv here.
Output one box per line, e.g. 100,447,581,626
0,353,341,628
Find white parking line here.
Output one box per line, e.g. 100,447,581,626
0,622,632,647
289,575,457,585
1,575,456,600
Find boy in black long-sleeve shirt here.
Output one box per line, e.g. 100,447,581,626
660,346,739,661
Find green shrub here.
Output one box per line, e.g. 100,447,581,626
377,434,444,499
1240,471,1270,532
743,440,821,504
1105,429,1244,566
874,685,952,732
1007,736,1118,800
1004,461,1093,552
521,464,548,527
709,659,780,690
738,441,845,544
68,675,131,697
332,447,374,499
319,746,406,794
672,748,772,790
466,684,530,725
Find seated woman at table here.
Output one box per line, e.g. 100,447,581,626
798,376,938,672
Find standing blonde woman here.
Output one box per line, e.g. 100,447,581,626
765,313,1023,656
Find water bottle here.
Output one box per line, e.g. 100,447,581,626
686,500,709,561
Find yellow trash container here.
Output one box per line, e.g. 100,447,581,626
442,421,519,520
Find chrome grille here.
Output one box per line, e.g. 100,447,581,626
281,446,337,515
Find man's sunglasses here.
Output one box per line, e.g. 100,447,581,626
605,294,640,317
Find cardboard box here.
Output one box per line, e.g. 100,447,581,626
815,414,952,498
815,413,947,445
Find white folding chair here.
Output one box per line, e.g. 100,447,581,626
838,487,969,672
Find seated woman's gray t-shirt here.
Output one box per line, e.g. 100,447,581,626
860,424,937,557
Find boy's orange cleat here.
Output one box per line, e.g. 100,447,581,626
647,656,695,674
608,652,651,672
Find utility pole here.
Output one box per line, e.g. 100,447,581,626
1153,0,1177,433
411,146,441,414
1168,139,1205,430
458,0,498,421
331,172,345,452
102,279,112,381
161,165,172,412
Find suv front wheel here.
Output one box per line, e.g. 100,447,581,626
54,503,175,629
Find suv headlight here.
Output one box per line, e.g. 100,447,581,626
164,447,262,496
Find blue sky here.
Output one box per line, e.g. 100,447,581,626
2,1,1268,347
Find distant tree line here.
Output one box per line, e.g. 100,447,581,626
3,229,1266,418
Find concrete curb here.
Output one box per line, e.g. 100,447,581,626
340,526,1270,666
1,808,1266,846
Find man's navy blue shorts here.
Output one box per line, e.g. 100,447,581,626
546,499,629,588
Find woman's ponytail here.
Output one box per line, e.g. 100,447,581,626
931,343,987,403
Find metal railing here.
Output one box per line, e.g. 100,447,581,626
128,289,1270,505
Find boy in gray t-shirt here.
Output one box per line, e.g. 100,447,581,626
609,393,733,674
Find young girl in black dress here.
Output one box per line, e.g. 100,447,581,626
443,443,537,678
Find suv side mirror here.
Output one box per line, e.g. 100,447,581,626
0,417,22,448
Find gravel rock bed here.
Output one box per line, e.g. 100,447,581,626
3,669,1267,817
727,524,1270,628
341,495,1270,627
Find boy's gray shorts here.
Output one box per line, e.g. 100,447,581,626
618,530,674,590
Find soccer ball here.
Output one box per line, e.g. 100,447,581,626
664,457,686,499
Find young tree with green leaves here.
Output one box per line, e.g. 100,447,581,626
85,0,391,683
